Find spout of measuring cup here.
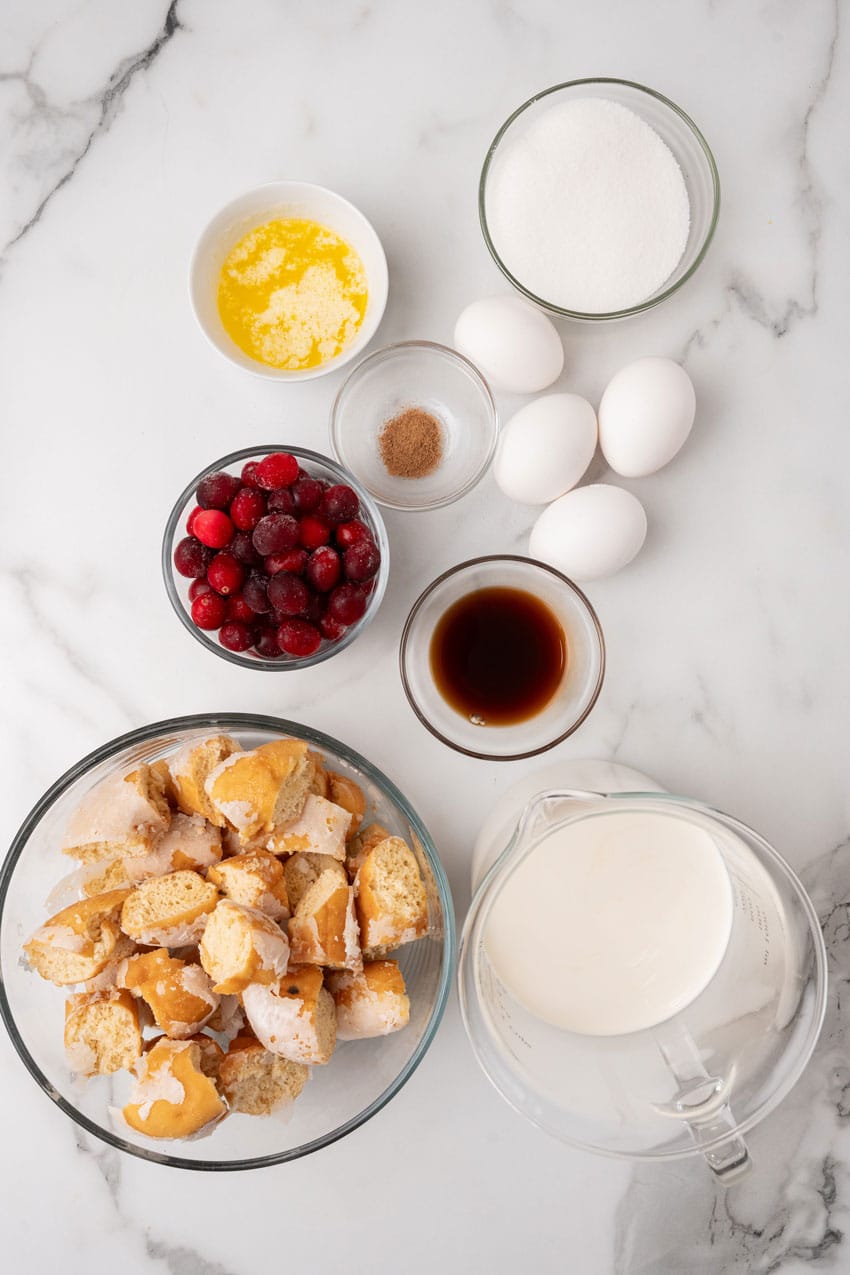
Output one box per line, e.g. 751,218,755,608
470,788,606,894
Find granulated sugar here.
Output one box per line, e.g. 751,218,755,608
486,98,690,313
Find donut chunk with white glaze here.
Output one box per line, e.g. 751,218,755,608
242,965,336,1065
354,837,428,958
61,766,170,863
328,961,410,1040
120,870,219,947
288,870,361,971
122,1038,226,1139
24,890,133,985
204,739,314,844
64,988,142,1075
199,899,290,995
208,850,289,921
218,1033,308,1114
167,734,242,828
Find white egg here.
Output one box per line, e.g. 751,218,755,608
529,484,647,582
494,393,597,504
454,295,564,394
598,357,695,478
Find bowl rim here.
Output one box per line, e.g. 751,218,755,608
329,339,499,511
188,179,389,381
399,555,606,760
162,445,389,670
0,712,456,1171
479,77,721,321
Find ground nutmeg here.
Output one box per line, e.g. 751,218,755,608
378,406,443,479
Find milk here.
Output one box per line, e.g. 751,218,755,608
485,810,734,1036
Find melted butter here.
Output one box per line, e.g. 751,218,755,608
217,218,368,370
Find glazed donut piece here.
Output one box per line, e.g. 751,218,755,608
218,1033,308,1114
328,961,410,1040
204,739,315,844
167,735,242,828
283,852,346,912
354,837,428,959
288,870,361,971
120,949,219,1039
64,988,142,1075
199,899,290,995
120,870,219,947
208,850,290,921
242,965,336,1065
267,793,352,859
326,772,366,836
346,822,390,880
122,1038,226,1139
24,890,133,985
61,765,171,863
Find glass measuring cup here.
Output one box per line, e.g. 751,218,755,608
459,790,827,1182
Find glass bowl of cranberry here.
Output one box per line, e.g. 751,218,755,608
163,446,389,669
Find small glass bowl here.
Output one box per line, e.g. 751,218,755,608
0,714,455,1170
330,341,498,511
400,556,605,760
162,445,389,670
480,78,720,321
189,181,388,381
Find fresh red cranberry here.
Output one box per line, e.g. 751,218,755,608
218,621,255,652
185,505,203,536
268,573,309,616
224,593,255,623
253,513,300,555
265,548,307,575
255,453,299,490
241,460,262,487
327,582,368,626
307,546,341,592
299,514,331,550
303,589,324,623
267,487,296,515
193,509,234,549
319,613,347,642
292,475,325,512
207,552,244,596
191,592,227,629
230,487,267,531
174,536,212,578
277,619,322,657
321,484,359,525
230,530,261,566
188,577,212,602
334,519,373,549
344,540,380,582
242,574,271,614
197,471,240,510
253,625,283,659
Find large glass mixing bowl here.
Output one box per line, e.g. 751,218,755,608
0,714,454,1170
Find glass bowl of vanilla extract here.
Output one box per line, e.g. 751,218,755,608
399,556,605,760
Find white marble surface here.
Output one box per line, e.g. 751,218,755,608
1,0,848,1270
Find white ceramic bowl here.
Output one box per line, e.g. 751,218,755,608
189,181,389,381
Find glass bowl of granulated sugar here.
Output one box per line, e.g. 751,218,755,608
330,341,498,511
480,79,720,321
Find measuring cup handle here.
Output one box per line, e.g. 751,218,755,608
696,1114,751,1184
653,1023,752,1185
